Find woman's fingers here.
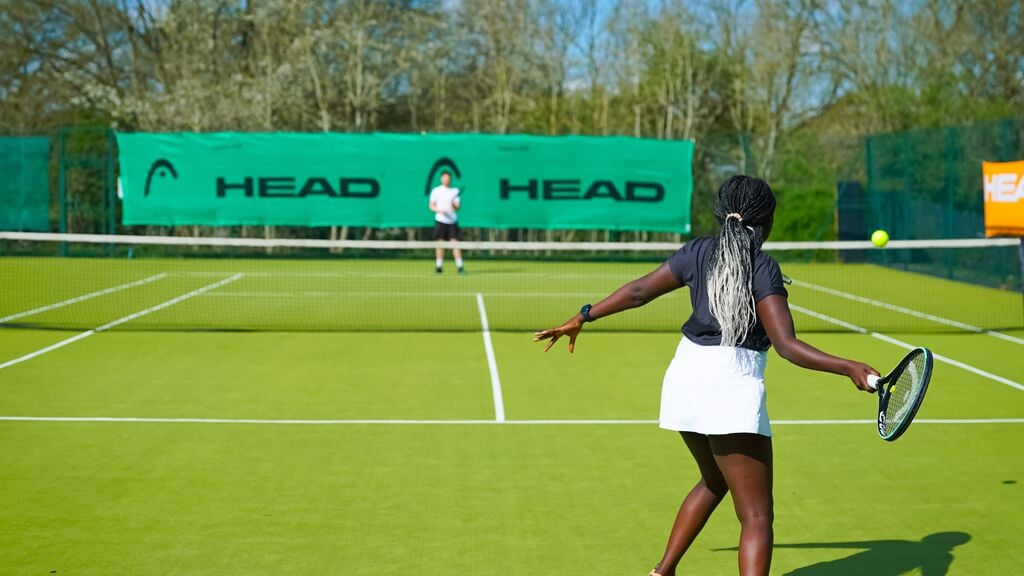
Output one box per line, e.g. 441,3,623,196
851,366,876,393
533,329,554,341
543,334,560,352
534,322,580,352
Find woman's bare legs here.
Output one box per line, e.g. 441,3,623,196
710,433,774,576
653,432,773,576
653,432,729,575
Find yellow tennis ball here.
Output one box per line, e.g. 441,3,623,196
871,229,889,247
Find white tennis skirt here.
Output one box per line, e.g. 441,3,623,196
659,336,772,437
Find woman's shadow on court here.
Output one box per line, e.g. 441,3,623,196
719,531,970,575
777,532,971,575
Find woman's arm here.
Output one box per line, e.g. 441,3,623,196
533,262,682,352
757,294,878,391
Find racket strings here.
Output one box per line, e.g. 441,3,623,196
882,355,926,436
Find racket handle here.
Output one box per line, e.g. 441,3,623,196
866,374,880,391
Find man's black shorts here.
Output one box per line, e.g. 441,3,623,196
433,222,460,240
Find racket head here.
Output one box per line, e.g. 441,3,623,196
877,347,933,441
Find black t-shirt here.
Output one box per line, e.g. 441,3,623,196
666,236,788,351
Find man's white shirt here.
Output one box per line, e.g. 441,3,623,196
430,185,460,224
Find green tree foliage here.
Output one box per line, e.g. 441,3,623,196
1,0,1020,240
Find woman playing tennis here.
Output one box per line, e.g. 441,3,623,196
534,175,879,576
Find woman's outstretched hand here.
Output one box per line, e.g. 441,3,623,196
533,316,583,353
846,361,880,392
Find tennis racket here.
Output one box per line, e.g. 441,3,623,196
868,347,933,441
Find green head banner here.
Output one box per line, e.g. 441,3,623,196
0,136,50,231
117,132,693,232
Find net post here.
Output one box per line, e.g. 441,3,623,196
106,128,116,236
943,127,958,279
57,128,68,256
1019,238,1024,327
58,128,66,234
741,132,752,174
1019,237,1024,295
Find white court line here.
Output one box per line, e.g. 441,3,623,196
476,293,505,422
94,273,243,331
791,279,1024,346
0,274,244,371
0,331,97,371
0,416,1020,425
790,304,1024,392
0,273,167,324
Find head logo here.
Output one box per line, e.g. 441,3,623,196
424,157,461,195
145,159,178,196
984,171,1024,203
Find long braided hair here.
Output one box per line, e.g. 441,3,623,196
706,175,777,346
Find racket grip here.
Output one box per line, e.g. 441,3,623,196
866,374,880,391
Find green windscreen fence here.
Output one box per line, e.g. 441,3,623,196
0,137,50,231
116,132,693,232
861,118,1024,239
834,119,1024,291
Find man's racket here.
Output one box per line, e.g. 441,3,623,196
452,187,462,210
868,347,933,441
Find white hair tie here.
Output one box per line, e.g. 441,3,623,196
725,212,743,222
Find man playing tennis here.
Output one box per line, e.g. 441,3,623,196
535,176,879,576
429,171,465,274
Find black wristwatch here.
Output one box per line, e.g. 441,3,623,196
579,304,594,323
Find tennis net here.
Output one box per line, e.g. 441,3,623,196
1,232,1021,334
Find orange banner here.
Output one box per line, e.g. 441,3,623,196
983,160,1024,237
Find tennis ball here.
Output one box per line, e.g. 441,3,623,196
871,229,889,247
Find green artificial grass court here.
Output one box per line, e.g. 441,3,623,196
1,253,1023,574
1,419,1022,574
